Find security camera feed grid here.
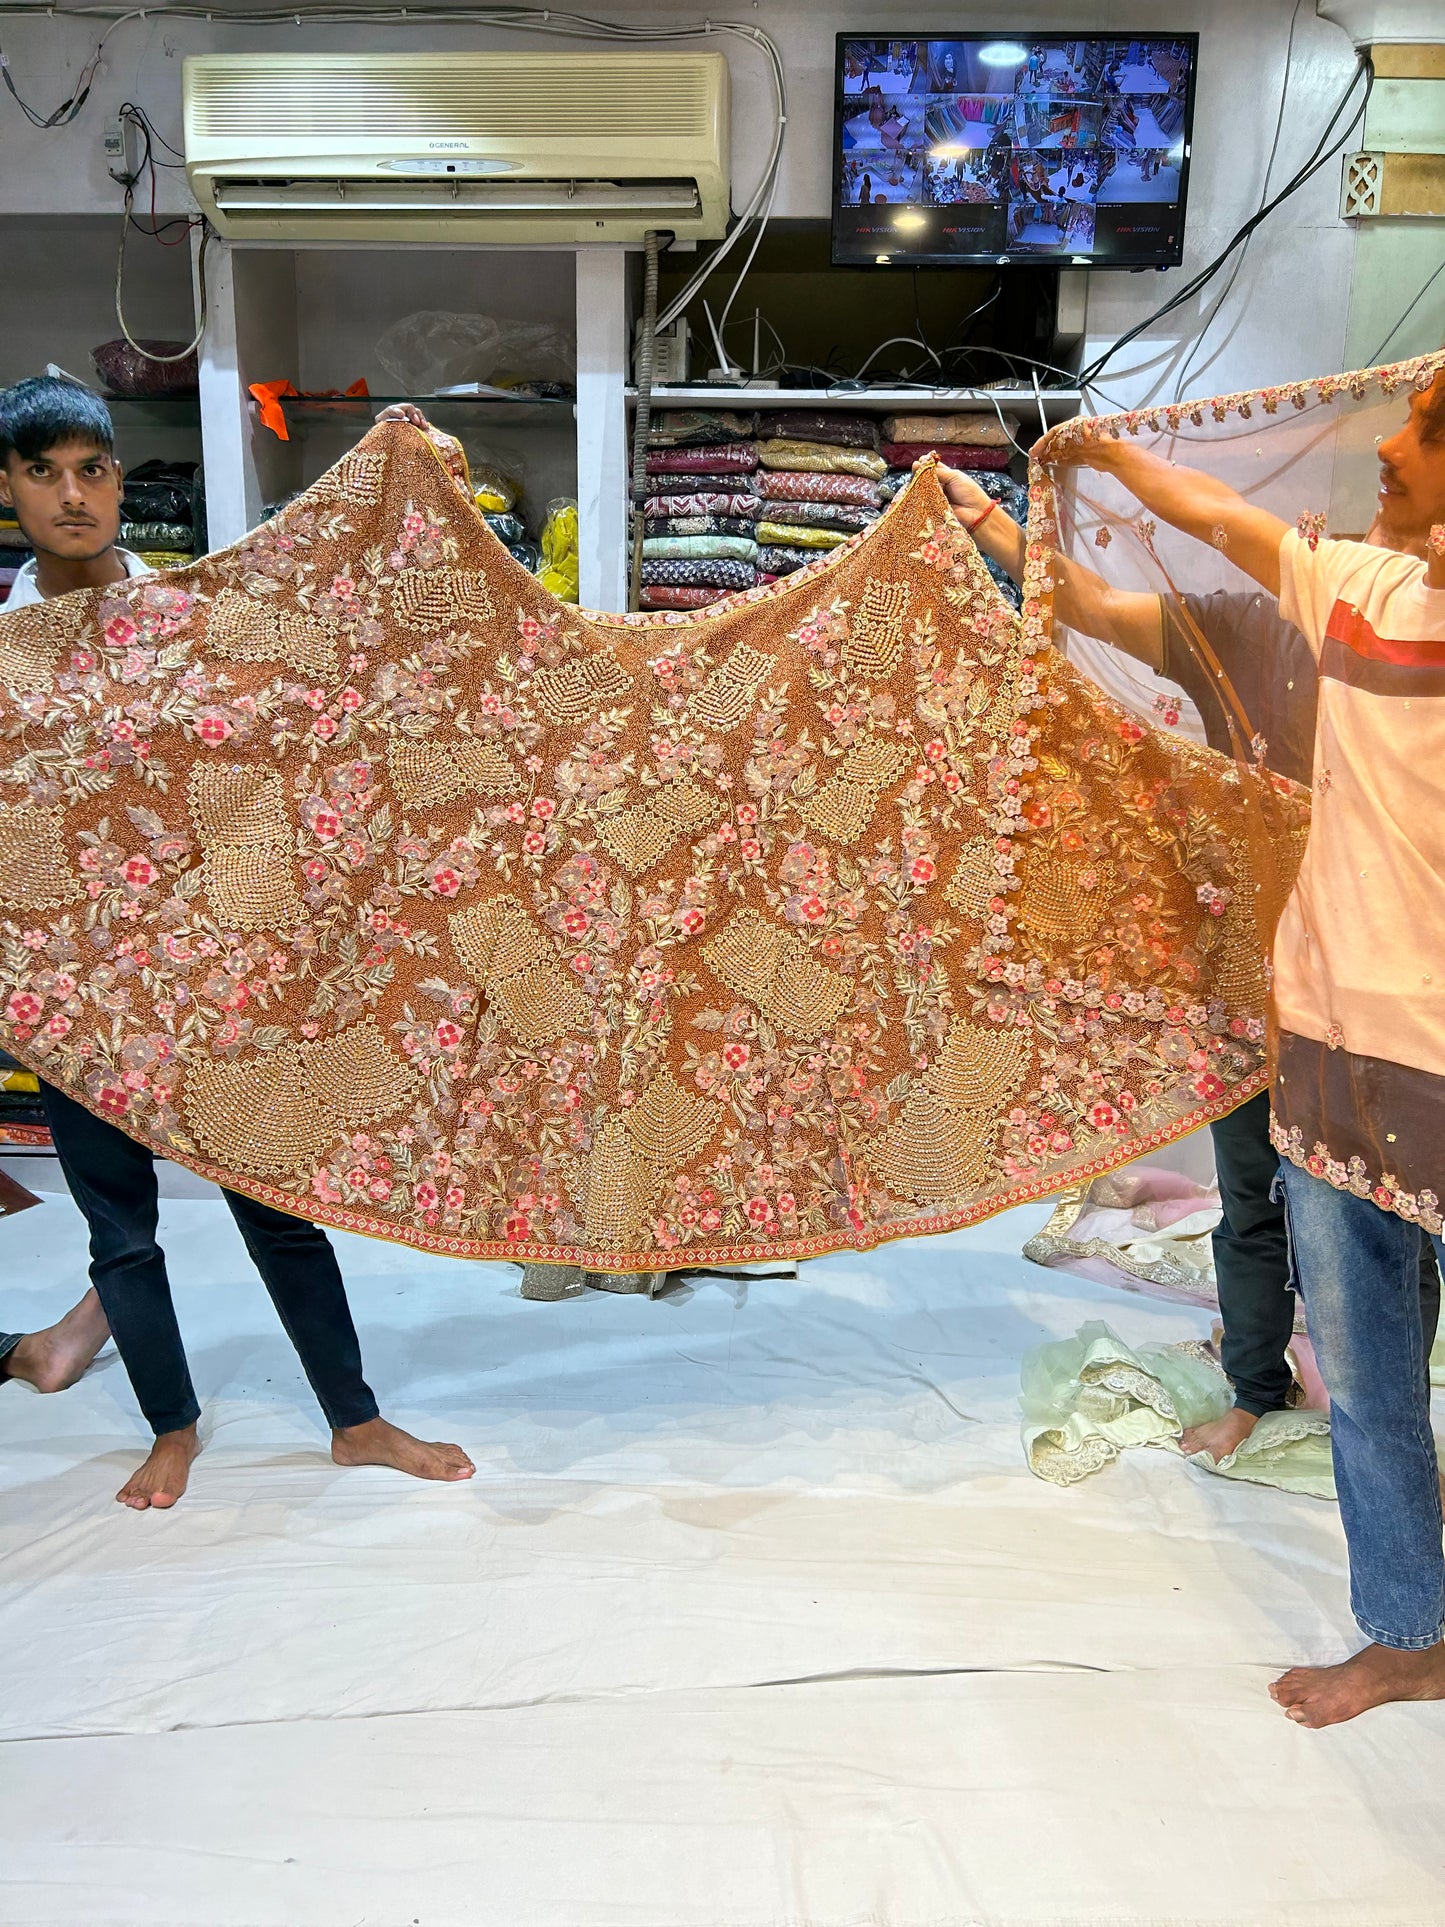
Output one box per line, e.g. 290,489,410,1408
835,35,1195,266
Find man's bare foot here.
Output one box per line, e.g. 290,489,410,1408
1270,1641,1445,1728
1,1288,111,1394
117,1424,201,1510
331,1415,475,1482
1180,1405,1260,1460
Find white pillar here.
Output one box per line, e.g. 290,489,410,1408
574,249,630,615
195,236,254,550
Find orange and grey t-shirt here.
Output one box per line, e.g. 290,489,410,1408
1269,530,1445,1229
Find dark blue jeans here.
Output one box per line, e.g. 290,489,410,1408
40,1083,379,1439
1277,1162,1445,1651
1211,1093,1439,1415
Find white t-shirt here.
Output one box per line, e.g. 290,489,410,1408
3,547,150,609
1273,529,1445,1077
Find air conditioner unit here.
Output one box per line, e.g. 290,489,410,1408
183,52,730,244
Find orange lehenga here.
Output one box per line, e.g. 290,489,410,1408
8,357,1432,1273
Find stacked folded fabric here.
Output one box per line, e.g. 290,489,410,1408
877,409,1020,501
636,409,892,606
638,411,764,609
742,411,885,579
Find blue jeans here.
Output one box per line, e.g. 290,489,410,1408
1277,1162,1445,1651
40,1082,379,1439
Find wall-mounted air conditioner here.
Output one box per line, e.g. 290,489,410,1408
183,52,730,244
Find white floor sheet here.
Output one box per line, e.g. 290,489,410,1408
3,1164,1445,1926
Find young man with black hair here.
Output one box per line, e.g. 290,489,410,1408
0,376,476,1506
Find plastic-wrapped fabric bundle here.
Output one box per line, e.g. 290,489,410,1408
758,501,878,533
643,515,759,540
883,411,1019,447
647,409,758,446
757,546,814,576
121,522,194,553
641,535,759,563
755,521,847,551
756,410,879,449
882,441,1012,472
638,556,757,592
537,499,580,605
478,511,524,547
641,490,764,520
643,444,759,477
637,584,728,610
756,470,880,508
756,440,888,481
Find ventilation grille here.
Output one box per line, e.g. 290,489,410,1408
1342,151,1382,219
189,59,715,143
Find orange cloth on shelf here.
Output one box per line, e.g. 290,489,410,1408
249,378,370,441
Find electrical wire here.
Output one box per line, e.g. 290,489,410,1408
114,199,210,361
0,5,787,367
1170,0,1305,401
1078,50,1373,392
1367,258,1445,367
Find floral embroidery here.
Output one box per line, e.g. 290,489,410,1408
0,396,1349,1268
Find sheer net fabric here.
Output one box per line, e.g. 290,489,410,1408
1031,349,1445,1236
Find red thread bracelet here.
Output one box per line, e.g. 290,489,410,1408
966,501,998,535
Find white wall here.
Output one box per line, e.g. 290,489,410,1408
0,1,1401,409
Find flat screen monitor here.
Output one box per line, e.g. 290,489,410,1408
833,34,1198,268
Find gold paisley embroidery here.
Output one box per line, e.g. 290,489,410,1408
1016,852,1117,943
797,733,911,844
448,895,589,1048
533,651,632,723
205,588,340,681
315,447,387,504
387,736,520,809
925,1018,1031,1113
184,1017,418,1176
703,907,851,1039
866,1089,996,1204
187,765,303,931
582,1068,716,1247
392,568,495,633
595,777,721,876
944,836,999,920
865,1015,1026,1205
300,1018,422,1126
0,598,83,694
843,579,911,680
0,802,81,910
690,643,776,730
